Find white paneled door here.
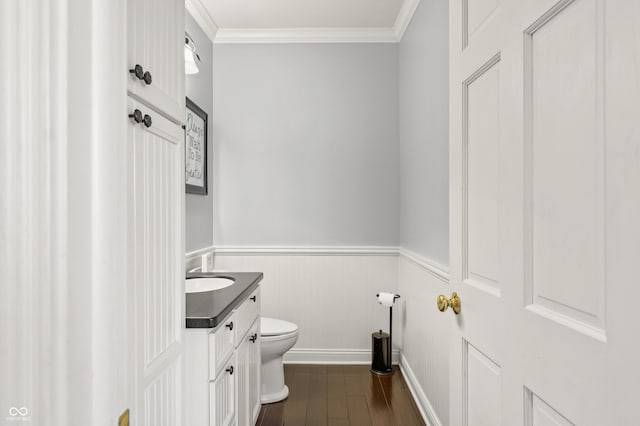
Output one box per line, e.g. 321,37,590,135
449,0,640,424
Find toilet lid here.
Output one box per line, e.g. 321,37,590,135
261,317,298,336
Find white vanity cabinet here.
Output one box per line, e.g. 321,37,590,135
184,286,262,426
209,313,237,380
127,0,185,123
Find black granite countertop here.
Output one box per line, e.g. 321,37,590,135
185,272,263,329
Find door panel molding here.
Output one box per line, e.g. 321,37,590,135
462,52,502,297
523,0,606,337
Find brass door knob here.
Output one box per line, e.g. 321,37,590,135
437,292,461,314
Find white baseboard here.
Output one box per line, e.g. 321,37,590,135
214,245,399,256
399,354,443,426
283,348,401,365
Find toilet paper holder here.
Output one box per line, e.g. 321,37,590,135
372,293,400,375
376,293,401,302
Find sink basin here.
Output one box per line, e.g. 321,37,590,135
186,277,235,293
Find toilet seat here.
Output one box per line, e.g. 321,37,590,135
261,317,298,337
261,330,298,343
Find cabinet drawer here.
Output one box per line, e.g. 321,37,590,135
209,312,236,380
235,287,261,342
210,353,236,426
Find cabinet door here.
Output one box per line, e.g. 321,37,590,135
211,354,237,426
237,319,260,426
127,97,184,426
247,319,261,425
128,0,184,122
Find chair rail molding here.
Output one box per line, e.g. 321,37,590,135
398,247,450,283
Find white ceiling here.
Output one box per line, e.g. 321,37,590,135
186,0,420,43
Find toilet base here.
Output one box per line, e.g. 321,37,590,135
261,384,289,404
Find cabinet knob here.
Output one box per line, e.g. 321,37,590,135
129,65,152,85
142,71,152,85
226,365,234,375
128,109,143,123
250,296,257,302
143,114,152,128
249,333,258,343
225,321,234,331
129,64,144,80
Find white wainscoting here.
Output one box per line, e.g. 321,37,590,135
185,246,215,272
213,247,400,364
397,249,450,426
213,246,449,426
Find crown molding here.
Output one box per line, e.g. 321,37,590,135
393,0,421,41
186,0,219,42
212,0,421,43
213,27,399,44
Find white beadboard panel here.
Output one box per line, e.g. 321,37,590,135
1,1,129,424
400,355,442,426
397,250,450,426
214,246,449,426
144,361,179,426
185,246,215,275
127,0,184,122
1,4,72,422
213,248,399,353
128,99,184,425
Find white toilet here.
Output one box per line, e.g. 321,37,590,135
260,317,299,404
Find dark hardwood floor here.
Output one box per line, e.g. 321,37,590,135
256,365,425,426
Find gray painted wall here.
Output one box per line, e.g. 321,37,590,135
399,0,449,263
397,2,451,424
211,44,400,246
185,13,214,252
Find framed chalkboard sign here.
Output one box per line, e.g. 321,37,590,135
185,98,208,195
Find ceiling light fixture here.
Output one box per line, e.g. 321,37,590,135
184,33,201,75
